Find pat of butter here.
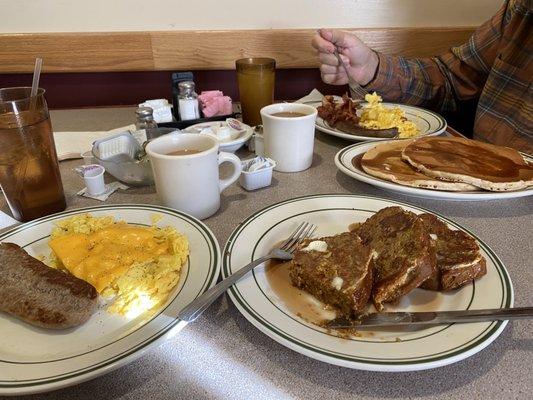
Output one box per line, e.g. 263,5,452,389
331,276,343,291
301,240,328,253
430,233,438,240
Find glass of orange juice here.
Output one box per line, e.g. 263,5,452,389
236,58,276,126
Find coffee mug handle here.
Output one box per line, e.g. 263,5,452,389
218,152,242,193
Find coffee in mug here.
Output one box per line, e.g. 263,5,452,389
165,149,202,156
270,111,308,118
260,103,317,172
146,133,242,219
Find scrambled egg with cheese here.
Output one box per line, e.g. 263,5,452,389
359,92,420,138
47,214,189,318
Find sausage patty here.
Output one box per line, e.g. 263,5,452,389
0,242,98,329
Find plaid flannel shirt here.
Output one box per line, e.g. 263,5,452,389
363,0,532,154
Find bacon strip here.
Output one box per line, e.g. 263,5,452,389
317,95,361,127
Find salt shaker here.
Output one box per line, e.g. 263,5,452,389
178,81,200,121
134,107,158,144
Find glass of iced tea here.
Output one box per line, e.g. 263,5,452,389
236,58,276,126
0,87,66,221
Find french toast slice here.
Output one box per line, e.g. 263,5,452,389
418,213,486,291
288,232,373,317
356,207,436,311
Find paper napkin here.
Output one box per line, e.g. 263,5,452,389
295,89,324,104
54,124,136,161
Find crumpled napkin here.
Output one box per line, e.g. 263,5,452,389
295,89,325,104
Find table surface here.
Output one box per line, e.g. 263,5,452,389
2,107,532,400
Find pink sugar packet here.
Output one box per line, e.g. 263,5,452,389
199,91,224,107
201,93,233,117
217,96,233,115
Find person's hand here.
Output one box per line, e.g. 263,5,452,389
312,29,379,86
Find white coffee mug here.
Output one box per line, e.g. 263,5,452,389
260,103,318,172
146,133,242,219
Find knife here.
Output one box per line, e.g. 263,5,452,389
325,307,533,329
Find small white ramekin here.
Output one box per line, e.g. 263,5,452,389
239,158,276,191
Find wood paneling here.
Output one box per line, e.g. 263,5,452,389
0,32,154,73
0,28,475,73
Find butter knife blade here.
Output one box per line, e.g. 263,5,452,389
325,307,533,329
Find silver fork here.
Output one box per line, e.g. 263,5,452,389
333,47,368,100
178,221,317,323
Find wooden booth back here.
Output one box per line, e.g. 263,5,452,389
0,28,474,108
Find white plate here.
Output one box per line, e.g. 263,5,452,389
223,194,513,372
183,121,253,153
307,97,447,141
0,204,221,395
335,141,533,201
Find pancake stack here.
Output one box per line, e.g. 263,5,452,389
360,137,533,192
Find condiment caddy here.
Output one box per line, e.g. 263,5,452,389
167,71,238,129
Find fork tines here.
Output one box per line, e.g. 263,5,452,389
280,222,317,253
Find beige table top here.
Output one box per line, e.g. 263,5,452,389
2,107,532,400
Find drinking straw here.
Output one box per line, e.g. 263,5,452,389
16,57,43,204
29,58,42,111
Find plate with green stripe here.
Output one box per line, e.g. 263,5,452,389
306,96,447,142
334,141,533,201
222,194,513,372
0,204,220,395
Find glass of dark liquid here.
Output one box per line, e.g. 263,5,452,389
0,87,66,221
236,58,276,127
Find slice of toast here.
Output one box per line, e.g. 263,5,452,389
289,232,373,317
418,213,487,291
356,207,436,311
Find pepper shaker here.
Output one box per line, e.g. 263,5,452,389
133,107,158,144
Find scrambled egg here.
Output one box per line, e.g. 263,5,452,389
47,214,189,318
359,92,420,138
